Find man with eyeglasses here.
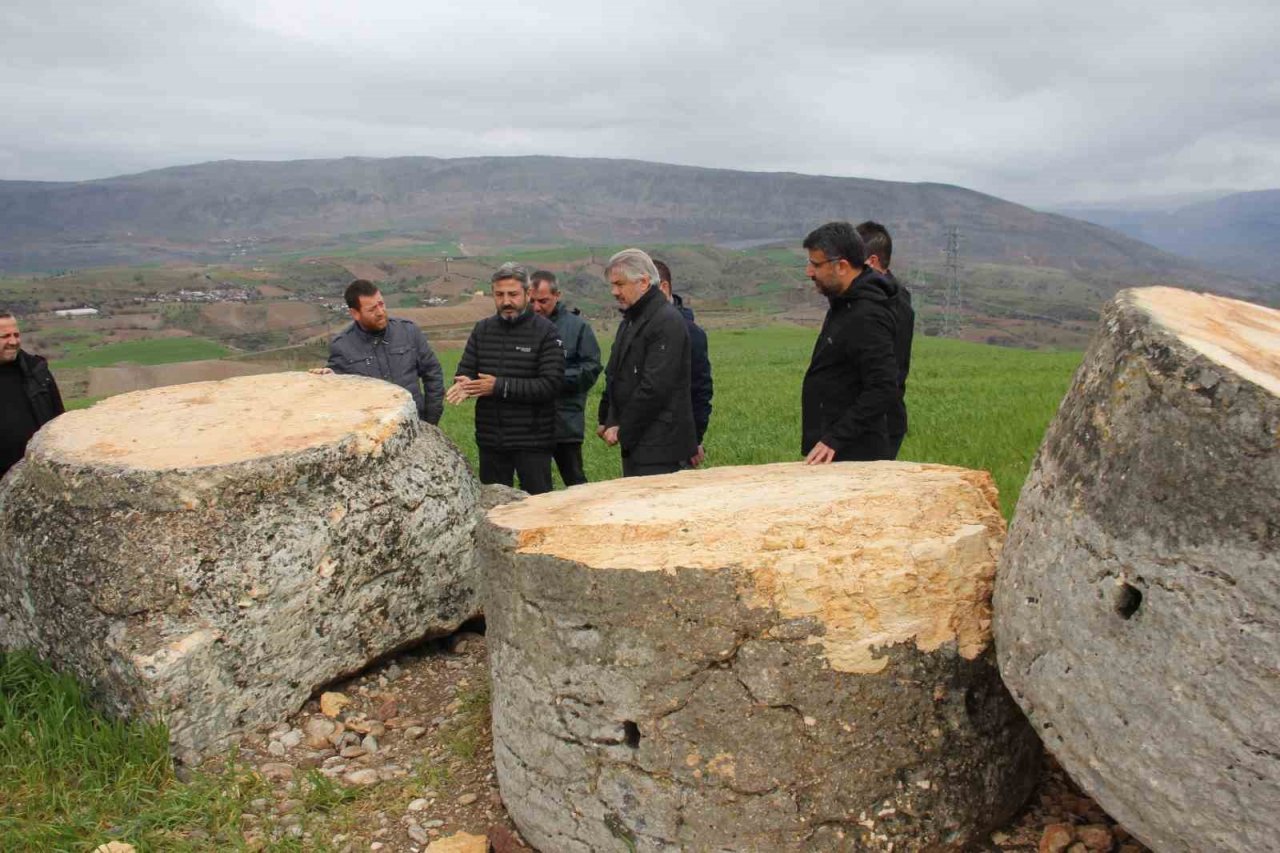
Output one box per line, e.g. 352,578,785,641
800,221,903,464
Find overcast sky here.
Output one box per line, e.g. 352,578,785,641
2,0,1277,208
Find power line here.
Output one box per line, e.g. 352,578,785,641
942,226,962,336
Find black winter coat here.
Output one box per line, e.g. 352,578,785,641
547,304,603,443
457,311,565,451
598,286,697,466
884,271,915,439
0,350,64,477
801,270,902,461
673,294,713,444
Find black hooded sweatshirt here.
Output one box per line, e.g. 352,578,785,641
801,269,902,461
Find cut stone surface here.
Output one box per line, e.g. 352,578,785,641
0,372,481,760
482,461,1040,852
995,287,1280,853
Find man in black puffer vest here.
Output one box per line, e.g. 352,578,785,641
0,311,64,478
449,263,565,494
800,222,902,463
597,249,697,477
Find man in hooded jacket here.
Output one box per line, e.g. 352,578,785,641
800,221,903,463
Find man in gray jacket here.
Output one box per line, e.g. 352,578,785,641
530,270,602,485
313,279,445,424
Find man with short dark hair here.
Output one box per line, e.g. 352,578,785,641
529,270,602,486
597,249,697,477
653,259,712,467
0,311,64,478
314,279,445,424
856,221,914,459
448,263,564,494
800,222,902,463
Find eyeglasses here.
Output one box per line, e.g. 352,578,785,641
806,257,844,269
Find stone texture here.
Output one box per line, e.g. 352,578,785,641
0,372,481,760
482,461,1040,852
995,287,1280,853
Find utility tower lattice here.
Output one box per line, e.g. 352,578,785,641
942,226,962,337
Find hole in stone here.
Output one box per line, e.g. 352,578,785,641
622,721,641,749
1115,583,1143,619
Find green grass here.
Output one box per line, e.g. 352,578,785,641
52,338,232,370
435,325,1079,517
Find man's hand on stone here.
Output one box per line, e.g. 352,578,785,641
445,376,470,405
462,374,497,398
805,441,836,465
309,367,334,375
690,444,706,467
602,426,620,446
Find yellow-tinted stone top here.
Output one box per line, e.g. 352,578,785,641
488,461,1006,674
33,372,413,470
1130,286,1280,396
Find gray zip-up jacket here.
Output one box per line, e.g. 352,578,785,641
326,318,444,424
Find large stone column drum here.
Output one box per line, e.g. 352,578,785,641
995,287,1280,852
0,373,480,761
483,462,1040,852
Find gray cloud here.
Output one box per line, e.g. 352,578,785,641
2,0,1277,207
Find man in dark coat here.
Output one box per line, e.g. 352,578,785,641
597,249,697,477
0,311,65,478
856,221,915,459
529,270,602,486
654,259,713,467
314,279,445,424
800,222,903,463
448,263,565,494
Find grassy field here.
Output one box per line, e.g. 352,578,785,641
52,337,232,370
7,325,1081,849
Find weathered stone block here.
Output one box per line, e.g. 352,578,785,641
482,461,1040,852
995,287,1280,853
0,372,480,760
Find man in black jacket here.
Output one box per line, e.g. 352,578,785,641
801,222,902,463
856,221,914,459
530,270,602,486
0,311,65,478
449,263,565,494
654,259,712,467
313,280,445,424
597,249,697,477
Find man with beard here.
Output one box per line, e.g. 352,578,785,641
314,279,445,424
800,221,902,463
529,270,602,486
0,311,64,478
448,263,564,494
856,221,915,459
596,249,697,477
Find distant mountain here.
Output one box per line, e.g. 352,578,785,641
0,155,1249,294
1058,189,1280,280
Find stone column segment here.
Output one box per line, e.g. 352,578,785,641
995,287,1280,852
0,372,481,761
483,461,1039,852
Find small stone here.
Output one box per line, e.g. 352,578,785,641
368,721,387,738
425,831,488,853
94,844,137,853
279,728,304,749
340,746,367,759
305,717,338,749
457,792,478,806
259,763,294,782
1040,824,1075,853
408,823,430,844
362,734,379,753
248,797,271,812
267,740,286,757
277,799,304,815
408,798,430,812
405,726,427,740
991,831,1011,844
342,731,362,747
269,721,292,737
802,716,817,727
488,825,524,853
374,699,399,721
1066,844,1088,853
1077,824,1113,851
345,717,373,734
370,844,384,851
453,639,469,654
320,691,351,718
343,768,381,786
385,663,405,682
423,820,445,828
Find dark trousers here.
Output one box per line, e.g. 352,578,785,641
622,457,682,478
553,442,587,487
889,433,905,460
478,448,553,495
